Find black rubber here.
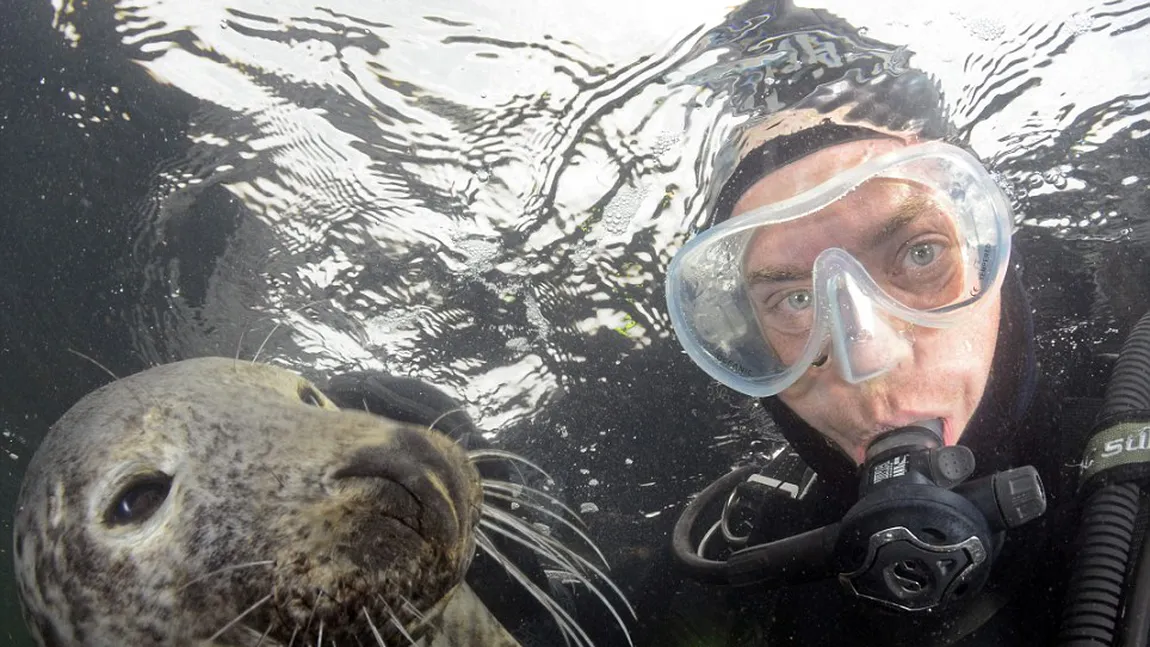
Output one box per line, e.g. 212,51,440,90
671,466,758,583
1058,483,1140,645
1058,310,1150,646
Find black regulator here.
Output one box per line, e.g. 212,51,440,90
672,419,1047,612
835,420,1046,610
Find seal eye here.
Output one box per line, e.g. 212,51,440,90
299,385,324,407
106,474,172,526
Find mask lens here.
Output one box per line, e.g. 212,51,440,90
665,142,1011,397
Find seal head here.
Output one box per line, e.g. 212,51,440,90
13,357,481,646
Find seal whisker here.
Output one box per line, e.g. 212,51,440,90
478,519,634,646
235,299,327,366
301,589,324,637
207,592,273,642
254,622,274,647
481,508,635,623
397,596,424,622
287,627,301,647
66,348,159,410
483,489,608,567
175,559,275,592
384,603,416,645
361,607,389,646
469,448,556,484
475,530,592,647
492,510,635,620
251,320,286,366
66,348,121,381
480,516,583,587
423,406,468,436
482,479,587,527
479,510,618,601
316,619,324,647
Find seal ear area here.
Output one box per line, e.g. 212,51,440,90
297,382,329,408
183,357,338,411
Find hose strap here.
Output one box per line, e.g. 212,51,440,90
1079,413,1150,492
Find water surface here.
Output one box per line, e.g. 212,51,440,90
3,0,1150,644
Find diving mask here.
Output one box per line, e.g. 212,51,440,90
666,140,1013,397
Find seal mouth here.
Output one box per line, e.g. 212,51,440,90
265,530,458,647
257,584,429,647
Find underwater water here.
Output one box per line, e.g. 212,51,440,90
2,0,1150,644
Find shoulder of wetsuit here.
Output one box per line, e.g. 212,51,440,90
320,370,569,647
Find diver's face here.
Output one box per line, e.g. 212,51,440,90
733,138,1002,464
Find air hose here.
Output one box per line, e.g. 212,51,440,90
1058,310,1150,646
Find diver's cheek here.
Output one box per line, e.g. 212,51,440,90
928,324,999,444
778,386,864,459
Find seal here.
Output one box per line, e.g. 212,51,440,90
12,357,629,647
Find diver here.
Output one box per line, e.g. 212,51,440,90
631,2,1142,645
657,88,1061,647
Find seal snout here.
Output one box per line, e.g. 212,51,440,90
331,448,445,516
328,430,470,542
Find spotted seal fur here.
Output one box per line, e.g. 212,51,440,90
12,357,629,646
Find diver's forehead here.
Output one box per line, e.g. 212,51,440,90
731,137,907,216
741,179,926,273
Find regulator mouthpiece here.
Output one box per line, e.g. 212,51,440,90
836,421,1045,612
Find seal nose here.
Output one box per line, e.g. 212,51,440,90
330,430,465,515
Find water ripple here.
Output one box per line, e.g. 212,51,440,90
10,5,1150,640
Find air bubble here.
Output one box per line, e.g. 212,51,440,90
1042,168,1068,190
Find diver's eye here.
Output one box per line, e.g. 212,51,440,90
906,242,939,267
298,384,324,407
106,474,172,526
785,290,814,311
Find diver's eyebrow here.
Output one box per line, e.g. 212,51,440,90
866,194,934,248
745,264,811,285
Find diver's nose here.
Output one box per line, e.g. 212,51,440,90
825,270,913,384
